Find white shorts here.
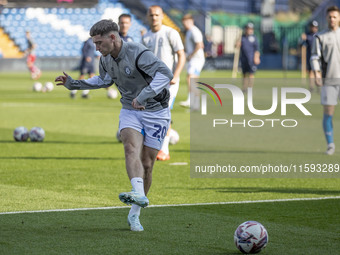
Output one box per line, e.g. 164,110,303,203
187,59,205,76
169,80,179,110
321,85,340,105
119,108,171,150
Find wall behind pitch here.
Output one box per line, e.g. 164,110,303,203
0,58,99,72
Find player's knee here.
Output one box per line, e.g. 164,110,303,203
123,142,139,158
143,164,153,177
142,157,155,172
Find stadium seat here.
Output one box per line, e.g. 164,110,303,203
0,0,145,57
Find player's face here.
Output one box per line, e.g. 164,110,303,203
118,17,131,35
92,34,114,57
246,27,254,35
311,26,318,34
147,7,163,31
327,11,340,30
182,19,193,30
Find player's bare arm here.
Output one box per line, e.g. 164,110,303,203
187,41,204,61
254,51,261,65
314,71,323,87
171,49,186,85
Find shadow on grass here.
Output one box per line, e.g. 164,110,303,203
191,149,323,155
0,140,118,145
0,156,124,161
188,187,340,196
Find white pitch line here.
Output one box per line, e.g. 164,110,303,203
169,162,188,166
1,196,340,215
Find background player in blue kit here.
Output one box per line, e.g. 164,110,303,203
70,37,96,99
239,22,260,92
300,20,319,92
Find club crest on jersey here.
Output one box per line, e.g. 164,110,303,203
248,35,255,43
124,66,131,75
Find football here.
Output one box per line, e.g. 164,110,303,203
32,82,42,92
43,82,54,92
29,127,45,142
169,129,180,145
234,221,268,254
13,126,29,142
107,87,118,99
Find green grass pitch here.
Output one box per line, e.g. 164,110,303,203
0,70,339,254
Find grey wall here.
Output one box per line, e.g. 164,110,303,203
0,57,85,72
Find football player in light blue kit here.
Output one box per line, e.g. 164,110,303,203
142,5,186,161
311,6,340,155
180,14,205,108
55,19,173,231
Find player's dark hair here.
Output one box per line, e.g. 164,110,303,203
90,19,119,37
326,5,340,13
118,13,131,22
182,13,193,21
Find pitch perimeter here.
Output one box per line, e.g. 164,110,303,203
1,195,339,215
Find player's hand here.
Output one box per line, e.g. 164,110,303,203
235,40,241,49
55,72,69,86
132,98,145,111
254,57,260,65
170,76,179,85
314,71,323,87
315,77,323,87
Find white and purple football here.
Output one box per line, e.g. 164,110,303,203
234,221,268,254
43,82,54,92
169,129,180,145
13,126,29,142
32,82,42,92
29,127,45,142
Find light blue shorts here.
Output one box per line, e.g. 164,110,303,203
119,108,171,150
169,79,179,110
187,59,205,76
321,85,340,105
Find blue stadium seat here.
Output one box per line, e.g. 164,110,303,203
0,0,145,57
50,8,58,14
58,8,66,14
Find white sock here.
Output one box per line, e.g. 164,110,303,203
160,135,170,154
190,94,200,111
129,177,144,217
82,90,90,95
131,177,145,196
129,204,141,216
